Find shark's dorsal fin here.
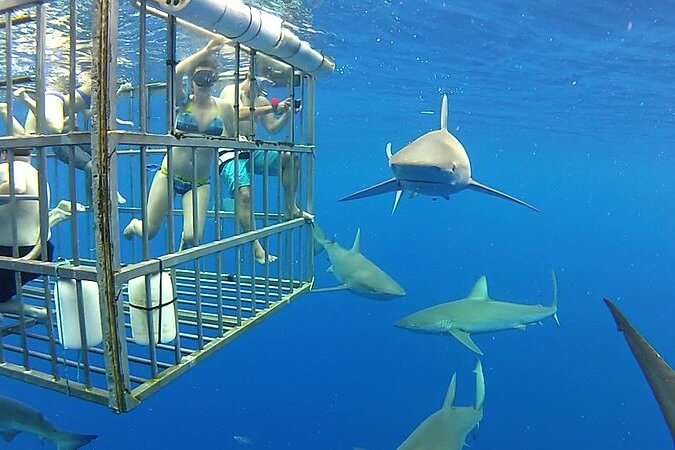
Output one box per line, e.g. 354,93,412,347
440,94,449,131
351,228,361,253
468,276,489,300
443,373,457,409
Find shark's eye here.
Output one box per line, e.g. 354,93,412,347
450,162,457,173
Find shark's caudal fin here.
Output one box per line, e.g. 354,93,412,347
443,373,457,409
54,431,97,450
440,94,449,131
474,359,485,410
551,271,560,326
339,178,400,202
467,179,539,212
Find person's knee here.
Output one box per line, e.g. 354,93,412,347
237,187,251,206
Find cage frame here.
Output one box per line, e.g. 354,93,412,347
0,0,318,412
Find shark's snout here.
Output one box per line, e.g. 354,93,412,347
395,316,417,329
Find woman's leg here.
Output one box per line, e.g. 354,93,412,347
180,184,210,249
124,169,171,240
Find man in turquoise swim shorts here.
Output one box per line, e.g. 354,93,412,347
218,56,309,264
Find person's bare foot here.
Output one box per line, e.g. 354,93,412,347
254,241,277,264
288,205,314,222
123,218,142,240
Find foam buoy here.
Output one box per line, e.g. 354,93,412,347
129,272,177,345
55,279,103,349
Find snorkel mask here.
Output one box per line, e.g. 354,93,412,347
193,68,218,87
254,76,276,97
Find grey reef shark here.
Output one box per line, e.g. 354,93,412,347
604,298,675,443
339,93,538,213
312,223,406,299
398,360,485,450
396,273,559,355
0,395,97,449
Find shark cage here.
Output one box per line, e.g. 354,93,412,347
0,0,333,412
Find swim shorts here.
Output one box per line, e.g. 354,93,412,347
0,241,54,303
220,150,280,196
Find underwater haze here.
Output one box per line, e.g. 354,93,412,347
4,0,675,449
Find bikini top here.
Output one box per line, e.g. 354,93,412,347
175,101,224,136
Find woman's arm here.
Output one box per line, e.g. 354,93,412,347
176,38,226,78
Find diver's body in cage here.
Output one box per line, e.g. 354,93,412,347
0,147,52,320
123,38,278,250
217,66,307,264
5,74,127,204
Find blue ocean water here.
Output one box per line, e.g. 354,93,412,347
3,0,675,449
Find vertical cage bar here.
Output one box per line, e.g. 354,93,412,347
35,3,46,133
7,149,29,369
191,147,204,348
262,150,270,307
37,146,59,378
213,148,223,335
139,0,147,132
140,144,158,376
91,0,134,412
68,0,77,132
74,280,92,387
4,11,12,135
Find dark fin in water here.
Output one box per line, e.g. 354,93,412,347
604,298,675,442
467,179,539,212
339,178,400,202
1,431,20,442
55,432,97,450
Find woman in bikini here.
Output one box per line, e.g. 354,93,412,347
123,37,280,250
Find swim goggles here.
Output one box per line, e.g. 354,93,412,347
193,68,218,87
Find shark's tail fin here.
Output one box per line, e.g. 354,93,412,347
551,271,560,326
54,431,97,450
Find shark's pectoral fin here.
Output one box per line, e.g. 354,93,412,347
1,431,20,443
449,329,483,355
467,179,539,212
311,285,348,294
339,178,400,202
392,190,403,214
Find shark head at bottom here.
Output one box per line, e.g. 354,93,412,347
398,359,485,450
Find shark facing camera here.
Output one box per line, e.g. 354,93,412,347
340,94,538,213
